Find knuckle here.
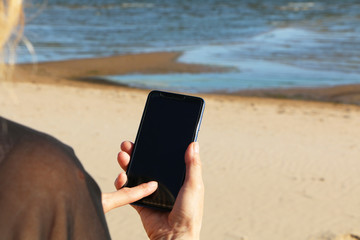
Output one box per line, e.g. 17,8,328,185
188,180,204,193
196,182,205,193
192,155,202,167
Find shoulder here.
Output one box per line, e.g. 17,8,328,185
0,117,111,239
0,117,91,193
0,117,104,217
1,117,81,169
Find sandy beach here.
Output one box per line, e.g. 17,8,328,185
1,52,360,240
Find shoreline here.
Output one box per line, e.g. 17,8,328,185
227,84,360,106
14,52,360,106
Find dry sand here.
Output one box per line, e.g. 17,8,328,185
1,53,360,239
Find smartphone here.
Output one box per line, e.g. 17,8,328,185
124,90,205,211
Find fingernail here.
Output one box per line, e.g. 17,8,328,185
148,181,158,189
193,142,199,153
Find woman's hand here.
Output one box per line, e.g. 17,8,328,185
117,141,204,240
101,143,158,213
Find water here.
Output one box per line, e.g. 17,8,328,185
20,0,360,92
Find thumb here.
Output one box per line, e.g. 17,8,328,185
184,142,203,190
170,142,204,227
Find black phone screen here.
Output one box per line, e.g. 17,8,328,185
125,90,204,210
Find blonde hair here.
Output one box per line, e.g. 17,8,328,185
0,0,24,80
